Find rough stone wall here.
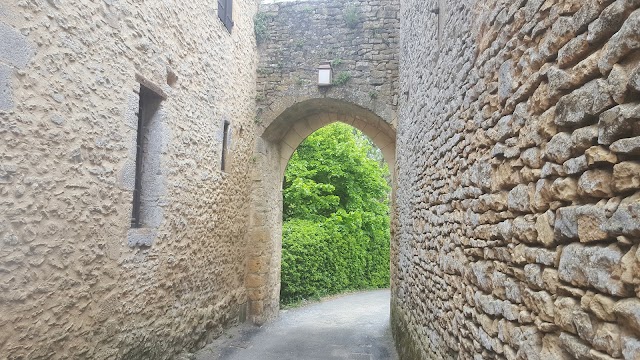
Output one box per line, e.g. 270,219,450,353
393,0,640,359
256,0,400,126
0,0,258,358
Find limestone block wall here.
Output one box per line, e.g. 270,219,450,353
0,0,258,358
256,0,400,126
393,0,640,359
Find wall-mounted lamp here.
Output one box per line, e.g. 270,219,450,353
318,62,332,86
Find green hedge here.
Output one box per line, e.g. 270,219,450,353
280,123,391,305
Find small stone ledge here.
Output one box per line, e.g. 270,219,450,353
127,228,157,248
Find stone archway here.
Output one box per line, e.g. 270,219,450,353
245,98,397,324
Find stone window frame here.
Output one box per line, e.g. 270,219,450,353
220,118,232,172
125,74,169,248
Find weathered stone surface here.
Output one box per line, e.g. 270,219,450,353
541,162,568,178
614,299,640,335
599,8,640,74
613,161,640,192
535,211,555,247
508,184,533,213
577,205,609,243
564,155,588,175
610,136,640,155
598,103,640,145
555,206,580,240
522,288,555,322
499,61,515,104
588,294,617,322
606,193,640,237
608,62,636,104
585,146,618,166
558,243,628,296
546,132,574,163
6,0,640,359
555,297,579,333
392,1,640,358
550,177,579,202
522,147,544,169
588,0,639,45
592,323,622,357
560,332,591,359
558,34,589,68
578,170,614,198
621,245,640,286
571,125,599,155
631,64,640,92
556,80,614,128
622,332,640,360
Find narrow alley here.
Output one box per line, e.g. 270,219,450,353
195,290,398,360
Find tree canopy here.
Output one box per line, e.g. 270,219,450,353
280,122,391,304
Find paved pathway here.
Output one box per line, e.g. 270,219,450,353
195,289,398,360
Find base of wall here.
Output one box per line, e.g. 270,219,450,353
391,301,424,360
391,300,458,360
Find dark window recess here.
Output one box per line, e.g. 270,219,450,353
221,120,230,171
218,0,233,32
131,86,162,228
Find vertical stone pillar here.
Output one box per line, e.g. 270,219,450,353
246,138,282,324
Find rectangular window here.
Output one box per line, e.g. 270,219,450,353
218,0,233,32
132,85,162,228
221,120,230,172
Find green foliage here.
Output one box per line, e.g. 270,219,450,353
281,123,391,305
332,72,352,86
331,58,343,67
254,12,270,44
343,4,361,29
294,39,305,49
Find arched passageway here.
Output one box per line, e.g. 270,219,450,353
246,98,397,324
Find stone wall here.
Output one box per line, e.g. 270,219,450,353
393,0,640,359
0,0,258,358
255,0,400,126
247,0,400,324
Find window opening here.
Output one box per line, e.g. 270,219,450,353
131,85,162,228
221,120,230,172
218,0,234,32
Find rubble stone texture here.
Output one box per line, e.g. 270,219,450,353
393,0,640,359
0,0,258,358
2,0,640,359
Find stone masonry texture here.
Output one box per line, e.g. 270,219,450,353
247,0,400,325
0,0,258,359
392,0,640,359
1,0,640,359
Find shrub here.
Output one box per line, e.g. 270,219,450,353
280,123,391,305
254,12,270,44
343,4,361,29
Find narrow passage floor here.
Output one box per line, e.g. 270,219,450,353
195,289,398,360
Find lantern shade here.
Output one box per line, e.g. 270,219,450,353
318,62,332,86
